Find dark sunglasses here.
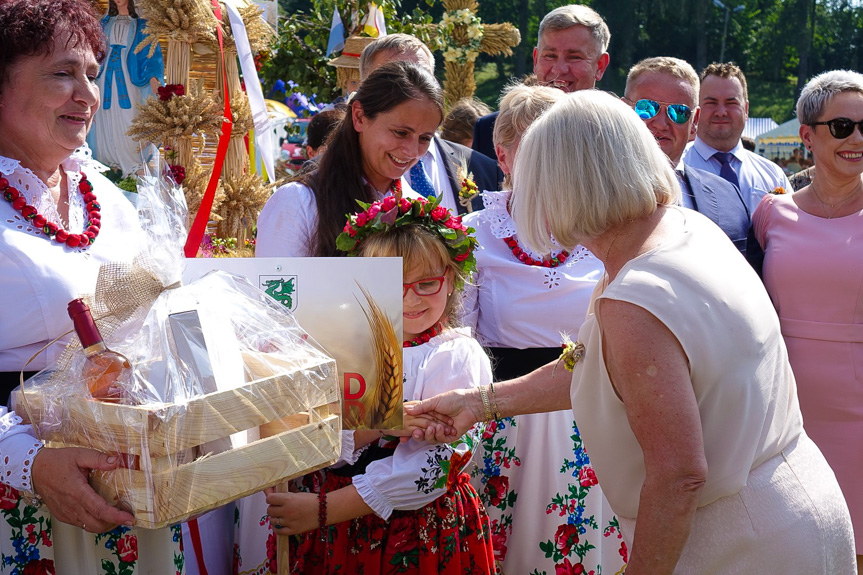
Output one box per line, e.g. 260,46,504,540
403,275,446,297
631,99,692,125
810,117,863,139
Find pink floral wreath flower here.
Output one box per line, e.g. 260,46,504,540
336,195,478,282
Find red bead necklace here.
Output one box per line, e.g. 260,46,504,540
1,173,101,248
503,236,568,267
403,322,443,348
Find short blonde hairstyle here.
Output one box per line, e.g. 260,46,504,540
797,70,863,125
358,224,464,328
625,56,699,103
493,84,563,150
511,91,680,251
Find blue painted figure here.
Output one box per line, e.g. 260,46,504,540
87,0,164,177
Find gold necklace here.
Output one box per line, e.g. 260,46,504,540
810,179,862,219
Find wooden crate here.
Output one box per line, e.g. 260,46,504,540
16,352,342,529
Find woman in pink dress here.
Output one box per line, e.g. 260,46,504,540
753,69,863,571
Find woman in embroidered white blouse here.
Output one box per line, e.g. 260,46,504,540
461,84,623,574
0,1,187,572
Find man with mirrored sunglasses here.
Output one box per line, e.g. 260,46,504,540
684,62,791,215
625,57,755,261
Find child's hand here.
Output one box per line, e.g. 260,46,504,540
403,401,454,432
265,490,319,535
376,401,455,443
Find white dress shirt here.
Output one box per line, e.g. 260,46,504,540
684,137,792,214
406,140,457,213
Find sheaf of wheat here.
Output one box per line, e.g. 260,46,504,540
228,92,254,135
356,284,403,429
215,171,271,239
201,3,275,54
135,0,215,54
127,80,223,144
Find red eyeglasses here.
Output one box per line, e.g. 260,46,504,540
403,275,446,297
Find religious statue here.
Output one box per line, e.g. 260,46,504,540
87,0,164,177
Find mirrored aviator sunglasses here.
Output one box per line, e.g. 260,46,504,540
634,99,692,125
810,117,863,139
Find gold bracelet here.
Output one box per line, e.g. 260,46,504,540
478,384,493,423
488,380,502,420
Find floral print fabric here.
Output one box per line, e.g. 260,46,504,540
472,415,626,574
289,470,493,574
0,483,184,575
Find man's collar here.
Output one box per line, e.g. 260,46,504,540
692,137,744,161
425,136,441,165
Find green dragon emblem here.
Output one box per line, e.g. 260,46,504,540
263,277,295,309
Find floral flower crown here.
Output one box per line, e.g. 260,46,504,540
336,195,478,282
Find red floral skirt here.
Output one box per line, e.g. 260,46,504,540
289,471,495,574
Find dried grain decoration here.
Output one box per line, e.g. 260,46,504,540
127,81,224,143
183,157,226,220
134,0,215,53
215,171,271,240
356,285,403,430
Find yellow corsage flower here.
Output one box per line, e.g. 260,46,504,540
559,335,585,373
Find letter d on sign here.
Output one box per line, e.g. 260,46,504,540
344,372,366,400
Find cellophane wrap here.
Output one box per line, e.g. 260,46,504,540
17,156,342,528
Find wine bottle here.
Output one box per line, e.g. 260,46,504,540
67,299,132,403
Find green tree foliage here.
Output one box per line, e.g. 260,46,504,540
265,0,862,123
261,0,437,103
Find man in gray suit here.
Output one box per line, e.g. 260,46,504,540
624,57,752,255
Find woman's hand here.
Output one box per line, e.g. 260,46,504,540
404,388,478,443
265,490,319,535
32,447,136,533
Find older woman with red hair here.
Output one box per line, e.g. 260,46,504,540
0,0,194,572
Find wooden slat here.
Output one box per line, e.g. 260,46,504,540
16,356,339,457
90,413,341,529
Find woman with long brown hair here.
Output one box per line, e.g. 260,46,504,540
256,60,443,257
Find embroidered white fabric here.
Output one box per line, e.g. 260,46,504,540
0,411,22,436
0,410,43,492
478,190,588,263
0,147,104,254
480,191,518,239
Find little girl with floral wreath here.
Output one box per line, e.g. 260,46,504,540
264,194,495,574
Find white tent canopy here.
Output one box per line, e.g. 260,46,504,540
743,117,779,140
756,119,803,160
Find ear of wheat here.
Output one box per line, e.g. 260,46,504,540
356,284,403,429
215,171,271,240
135,0,216,54
127,80,223,143
201,3,275,54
